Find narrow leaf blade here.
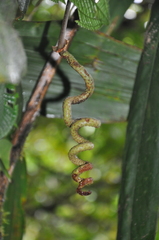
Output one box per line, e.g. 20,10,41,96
0,159,10,179
117,1,159,239
3,159,27,240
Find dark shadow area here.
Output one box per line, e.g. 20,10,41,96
32,12,79,116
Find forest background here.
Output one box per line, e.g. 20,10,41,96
0,0,156,240
23,1,150,240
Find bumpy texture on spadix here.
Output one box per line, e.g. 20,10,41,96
53,46,101,196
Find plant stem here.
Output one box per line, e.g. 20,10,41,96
58,0,71,49
10,27,77,172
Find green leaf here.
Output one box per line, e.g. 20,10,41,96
72,0,109,30
0,138,12,169
0,84,22,139
3,159,27,240
51,0,109,30
0,159,10,179
117,1,159,239
14,21,141,123
0,139,11,177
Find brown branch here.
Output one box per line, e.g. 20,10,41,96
0,26,77,237
58,0,71,49
10,27,77,174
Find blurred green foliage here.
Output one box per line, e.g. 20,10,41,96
24,117,126,240
25,0,64,21
112,2,150,48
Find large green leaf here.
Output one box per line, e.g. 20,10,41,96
14,21,141,123
0,84,22,139
52,0,109,30
72,0,109,30
3,159,27,240
117,1,159,239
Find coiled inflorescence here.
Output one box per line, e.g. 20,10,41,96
53,45,101,196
